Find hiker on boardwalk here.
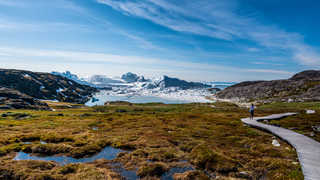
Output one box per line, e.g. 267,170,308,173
249,104,254,120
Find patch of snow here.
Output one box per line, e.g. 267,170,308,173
23,74,31,78
40,86,45,90
306,110,316,114
310,132,315,137
56,88,64,93
312,126,320,132
272,139,280,147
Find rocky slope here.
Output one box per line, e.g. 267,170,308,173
146,76,211,90
217,70,320,102
0,88,49,110
0,69,97,105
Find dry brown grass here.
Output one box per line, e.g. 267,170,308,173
0,101,306,179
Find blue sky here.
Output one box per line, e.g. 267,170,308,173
0,0,319,81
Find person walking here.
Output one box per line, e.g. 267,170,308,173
250,104,255,120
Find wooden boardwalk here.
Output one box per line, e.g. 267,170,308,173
241,113,320,180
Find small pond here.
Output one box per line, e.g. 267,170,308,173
14,147,196,179
14,146,124,166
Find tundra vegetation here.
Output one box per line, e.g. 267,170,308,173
260,102,320,142
0,101,310,179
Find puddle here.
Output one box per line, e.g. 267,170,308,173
92,127,99,130
161,166,194,180
22,140,47,145
14,146,125,166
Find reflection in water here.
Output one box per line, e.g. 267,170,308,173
14,146,124,166
14,147,195,180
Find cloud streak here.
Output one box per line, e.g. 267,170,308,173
97,0,320,67
0,46,293,81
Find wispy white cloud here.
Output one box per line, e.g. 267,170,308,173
247,48,260,52
246,69,292,75
97,0,320,67
0,46,293,81
0,0,158,50
62,0,159,50
251,61,284,66
0,19,91,32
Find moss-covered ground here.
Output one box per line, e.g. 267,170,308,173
258,102,320,142
0,101,307,179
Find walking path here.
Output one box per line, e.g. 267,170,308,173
241,113,320,180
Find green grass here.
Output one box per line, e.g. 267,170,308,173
0,101,308,179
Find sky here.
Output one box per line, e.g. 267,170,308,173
0,0,319,81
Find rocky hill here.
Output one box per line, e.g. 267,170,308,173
217,70,320,102
0,88,49,110
0,69,97,106
147,76,211,90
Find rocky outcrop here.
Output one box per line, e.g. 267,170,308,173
0,88,49,110
217,70,320,102
0,69,97,104
148,76,211,90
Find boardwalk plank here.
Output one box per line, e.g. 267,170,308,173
241,113,320,180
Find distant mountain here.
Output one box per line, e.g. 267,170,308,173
146,76,210,90
0,69,97,106
217,70,320,102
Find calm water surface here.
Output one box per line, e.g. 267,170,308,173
14,146,124,165
85,93,190,106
